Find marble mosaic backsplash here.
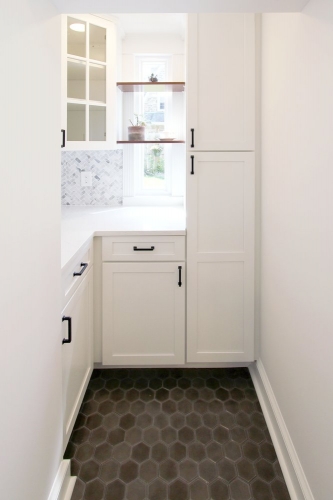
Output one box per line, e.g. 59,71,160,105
61,150,123,206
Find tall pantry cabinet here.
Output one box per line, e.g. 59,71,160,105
186,14,255,363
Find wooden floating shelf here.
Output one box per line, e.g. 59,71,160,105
117,82,185,92
117,140,185,144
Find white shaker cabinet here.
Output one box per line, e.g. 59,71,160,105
102,236,185,366
186,152,255,362
61,254,93,452
187,14,255,151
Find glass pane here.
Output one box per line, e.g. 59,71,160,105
89,63,106,102
89,105,106,141
89,24,106,62
67,59,86,100
143,144,165,190
143,92,165,139
67,103,86,141
67,17,86,58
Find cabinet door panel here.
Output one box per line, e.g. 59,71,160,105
103,263,185,365
187,14,254,151
187,152,254,362
62,269,93,451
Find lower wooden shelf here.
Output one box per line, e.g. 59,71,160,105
117,140,185,144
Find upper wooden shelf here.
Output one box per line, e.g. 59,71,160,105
117,140,185,144
117,82,185,93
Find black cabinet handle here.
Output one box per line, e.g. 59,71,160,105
61,129,66,148
178,266,182,287
191,129,194,148
62,316,72,344
191,155,194,175
133,246,155,251
73,262,88,277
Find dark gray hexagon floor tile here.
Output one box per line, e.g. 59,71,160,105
149,478,168,500
151,442,168,462
217,458,237,482
136,413,153,429
230,426,247,443
115,400,130,415
105,378,120,391
179,459,198,482
178,377,191,390
237,458,256,482
199,459,218,482
178,399,193,414
236,411,251,428
79,459,99,482
84,478,105,500
103,412,119,430
149,377,163,390
119,413,135,430
230,388,245,402
203,412,218,428
196,425,212,444
192,377,205,389
271,478,291,500
139,459,158,482
274,461,284,479
260,441,278,462
111,442,131,463
242,441,260,461
170,387,185,402
64,441,76,460
170,412,185,429
124,388,139,402
108,428,125,446
83,388,94,403
134,377,149,390
169,441,186,462
224,400,239,415
216,387,230,401
213,425,230,444
193,399,209,414
119,460,139,483
85,413,102,431
206,442,224,462
178,426,195,444
208,399,224,414
160,458,178,481
139,388,155,402
71,459,80,476
146,400,161,415
251,411,267,429
156,388,169,402
184,388,199,401
161,425,177,444
126,478,146,500
251,478,273,500
73,413,86,430
131,442,150,463
154,412,169,429
190,478,210,500
125,426,142,445
199,388,214,402
71,477,84,500
248,425,265,444
130,400,145,416
219,412,236,429
110,388,125,402
88,378,105,392
225,441,241,461
143,426,159,445
98,400,115,416
169,479,189,500
119,377,133,390
230,478,251,499
188,442,206,462
94,442,113,463
256,458,276,483
71,427,90,446
186,412,202,429
105,479,126,500
89,427,108,447
99,459,119,483
239,399,255,414
210,479,230,500
94,388,110,404
163,377,178,390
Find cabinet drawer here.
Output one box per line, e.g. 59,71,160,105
102,236,185,261
62,245,93,307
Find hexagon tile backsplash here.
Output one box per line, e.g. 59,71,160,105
61,150,123,206
65,368,291,500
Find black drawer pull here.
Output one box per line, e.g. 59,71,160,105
191,155,194,175
133,246,155,251
178,266,182,287
62,316,72,344
191,128,194,148
73,262,88,277
61,129,66,148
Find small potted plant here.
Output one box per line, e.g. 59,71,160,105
128,114,146,141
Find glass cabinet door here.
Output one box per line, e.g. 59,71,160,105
64,15,113,147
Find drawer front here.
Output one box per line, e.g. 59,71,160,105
102,236,185,262
62,245,93,307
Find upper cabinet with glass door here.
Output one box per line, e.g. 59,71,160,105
61,15,117,150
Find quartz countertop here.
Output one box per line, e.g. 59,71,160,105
61,206,186,272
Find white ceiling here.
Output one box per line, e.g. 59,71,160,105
52,0,310,14
99,14,186,37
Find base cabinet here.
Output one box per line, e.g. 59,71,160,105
62,268,93,451
186,152,255,362
102,262,185,365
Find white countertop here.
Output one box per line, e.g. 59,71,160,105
61,206,186,272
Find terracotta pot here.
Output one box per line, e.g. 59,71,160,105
128,126,145,141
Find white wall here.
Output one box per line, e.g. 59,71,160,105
0,1,62,499
261,3,333,499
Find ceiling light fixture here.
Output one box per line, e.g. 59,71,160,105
70,23,85,32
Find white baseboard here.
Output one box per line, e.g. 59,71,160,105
249,360,314,500
48,460,76,500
